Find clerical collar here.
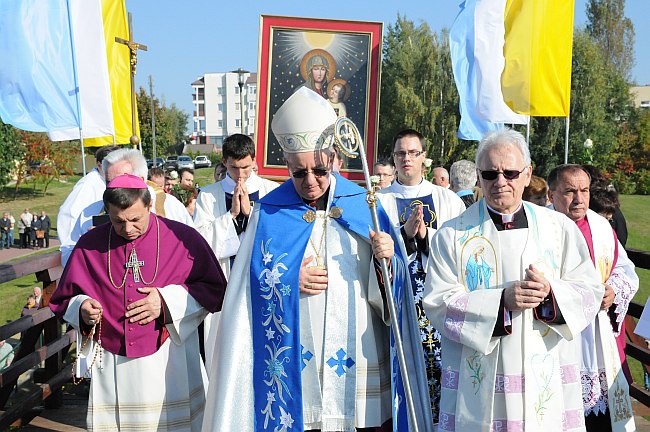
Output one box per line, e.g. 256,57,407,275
486,203,528,231
391,177,426,198
303,188,330,211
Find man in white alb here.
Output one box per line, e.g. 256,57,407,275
422,128,604,431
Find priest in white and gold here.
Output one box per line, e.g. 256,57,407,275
423,129,604,431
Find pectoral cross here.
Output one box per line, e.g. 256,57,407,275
124,248,145,283
115,13,147,151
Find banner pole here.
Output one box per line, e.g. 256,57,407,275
564,117,570,164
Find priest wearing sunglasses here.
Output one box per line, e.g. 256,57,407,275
377,129,466,424
421,128,604,431
202,88,428,431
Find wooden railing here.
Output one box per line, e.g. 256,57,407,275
0,251,74,429
625,248,650,407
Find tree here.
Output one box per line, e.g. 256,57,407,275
527,28,635,176
15,131,80,194
586,0,635,79
137,87,190,158
379,16,471,166
0,120,23,187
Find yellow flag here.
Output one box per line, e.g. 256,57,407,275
85,0,139,147
501,0,575,116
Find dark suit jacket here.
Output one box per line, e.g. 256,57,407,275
39,216,51,233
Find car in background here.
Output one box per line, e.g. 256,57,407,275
165,155,178,170
146,157,165,169
177,155,194,170
194,155,212,169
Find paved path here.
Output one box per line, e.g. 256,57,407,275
0,237,60,263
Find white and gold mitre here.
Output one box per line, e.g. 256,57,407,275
271,87,338,153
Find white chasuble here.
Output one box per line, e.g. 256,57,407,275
422,201,604,431
579,210,635,431
153,187,195,227
58,168,106,267
202,179,392,431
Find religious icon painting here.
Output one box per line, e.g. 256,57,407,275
460,236,498,292
255,15,383,181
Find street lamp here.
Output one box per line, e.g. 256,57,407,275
232,68,249,134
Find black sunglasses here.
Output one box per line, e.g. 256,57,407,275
479,167,527,181
291,167,329,179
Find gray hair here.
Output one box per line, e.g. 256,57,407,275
475,128,531,167
450,160,477,191
102,149,148,180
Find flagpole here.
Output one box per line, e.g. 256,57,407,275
564,116,570,164
80,137,86,175
64,0,86,175
526,116,530,147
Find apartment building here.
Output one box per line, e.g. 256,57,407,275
191,71,257,147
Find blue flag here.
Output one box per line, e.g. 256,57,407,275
449,0,504,141
0,0,80,131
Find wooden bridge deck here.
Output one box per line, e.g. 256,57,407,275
7,394,650,431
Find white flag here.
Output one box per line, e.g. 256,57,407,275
473,0,527,124
48,0,114,141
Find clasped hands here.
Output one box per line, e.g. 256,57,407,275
299,229,394,295
503,264,551,311
403,204,427,240
80,287,162,326
503,265,614,312
230,178,251,218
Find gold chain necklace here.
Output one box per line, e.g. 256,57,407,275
309,213,328,269
107,214,161,289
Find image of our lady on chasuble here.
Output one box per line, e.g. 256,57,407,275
255,16,382,181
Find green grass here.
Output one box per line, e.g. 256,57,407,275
193,166,218,188
0,177,80,331
0,175,83,237
0,274,38,328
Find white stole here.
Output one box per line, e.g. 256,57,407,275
299,179,358,431
582,211,634,430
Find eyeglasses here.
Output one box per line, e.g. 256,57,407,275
478,168,527,181
376,173,395,178
393,150,424,159
290,167,330,179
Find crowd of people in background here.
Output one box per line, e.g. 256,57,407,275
0,209,50,250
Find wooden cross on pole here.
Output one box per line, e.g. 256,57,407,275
115,12,147,151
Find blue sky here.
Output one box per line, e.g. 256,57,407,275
128,0,650,129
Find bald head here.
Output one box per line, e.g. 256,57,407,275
432,167,449,188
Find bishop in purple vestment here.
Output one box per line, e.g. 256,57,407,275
49,173,227,431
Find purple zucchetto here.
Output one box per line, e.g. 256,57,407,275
106,173,148,189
